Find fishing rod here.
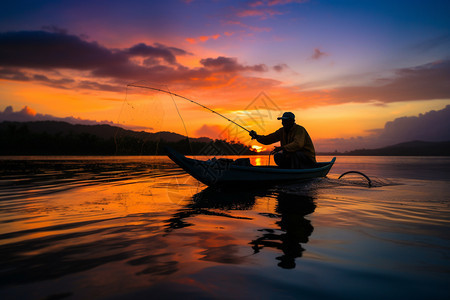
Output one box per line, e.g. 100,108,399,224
127,83,251,133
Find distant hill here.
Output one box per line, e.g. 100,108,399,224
0,120,208,142
4,121,447,156
335,140,450,156
0,121,253,155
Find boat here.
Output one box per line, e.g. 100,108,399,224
165,147,336,187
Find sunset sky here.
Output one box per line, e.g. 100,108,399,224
1,0,449,151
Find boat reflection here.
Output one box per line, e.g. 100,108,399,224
165,185,316,269
164,187,263,231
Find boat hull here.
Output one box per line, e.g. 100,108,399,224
165,147,336,187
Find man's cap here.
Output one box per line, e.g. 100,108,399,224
277,112,295,120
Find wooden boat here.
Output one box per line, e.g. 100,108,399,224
165,147,336,187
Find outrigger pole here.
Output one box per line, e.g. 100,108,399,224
127,83,251,133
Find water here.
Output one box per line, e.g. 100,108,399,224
0,156,449,300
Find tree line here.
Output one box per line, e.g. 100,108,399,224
0,121,255,155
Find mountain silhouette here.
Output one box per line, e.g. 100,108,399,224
342,140,450,156
0,120,254,155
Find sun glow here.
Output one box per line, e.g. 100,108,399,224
251,145,265,152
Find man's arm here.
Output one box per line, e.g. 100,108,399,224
249,129,282,145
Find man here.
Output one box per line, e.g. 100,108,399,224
249,112,316,169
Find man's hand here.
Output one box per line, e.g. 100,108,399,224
270,146,283,154
249,130,258,139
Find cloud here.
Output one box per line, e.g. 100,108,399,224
236,0,307,21
250,0,309,7
194,124,224,139
0,105,45,122
77,80,124,92
378,105,450,143
0,68,77,89
273,63,288,72
33,74,75,89
237,8,283,19
411,33,450,53
0,30,271,92
41,25,69,35
293,59,450,108
249,0,265,6
200,56,268,72
2,29,448,110
0,105,147,129
315,105,450,152
0,30,190,70
21,106,36,116
0,30,127,70
126,43,189,65
230,0,308,36
225,20,272,33
267,0,309,5
327,60,450,104
231,0,308,34
311,48,328,60
186,34,221,44
0,68,30,81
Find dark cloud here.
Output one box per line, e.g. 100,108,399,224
0,30,191,77
273,63,288,72
315,105,450,152
41,25,69,35
77,80,123,92
0,30,269,91
153,43,191,56
0,68,77,89
92,55,267,83
33,74,75,88
91,62,209,83
200,56,268,72
328,60,450,103
0,68,30,81
126,43,189,65
0,30,127,70
378,105,450,143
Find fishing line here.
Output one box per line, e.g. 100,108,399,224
166,85,193,155
127,83,251,133
114,84,130,155
116,82,165,155
126,81,193,154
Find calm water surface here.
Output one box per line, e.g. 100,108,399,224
0,156,449,299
